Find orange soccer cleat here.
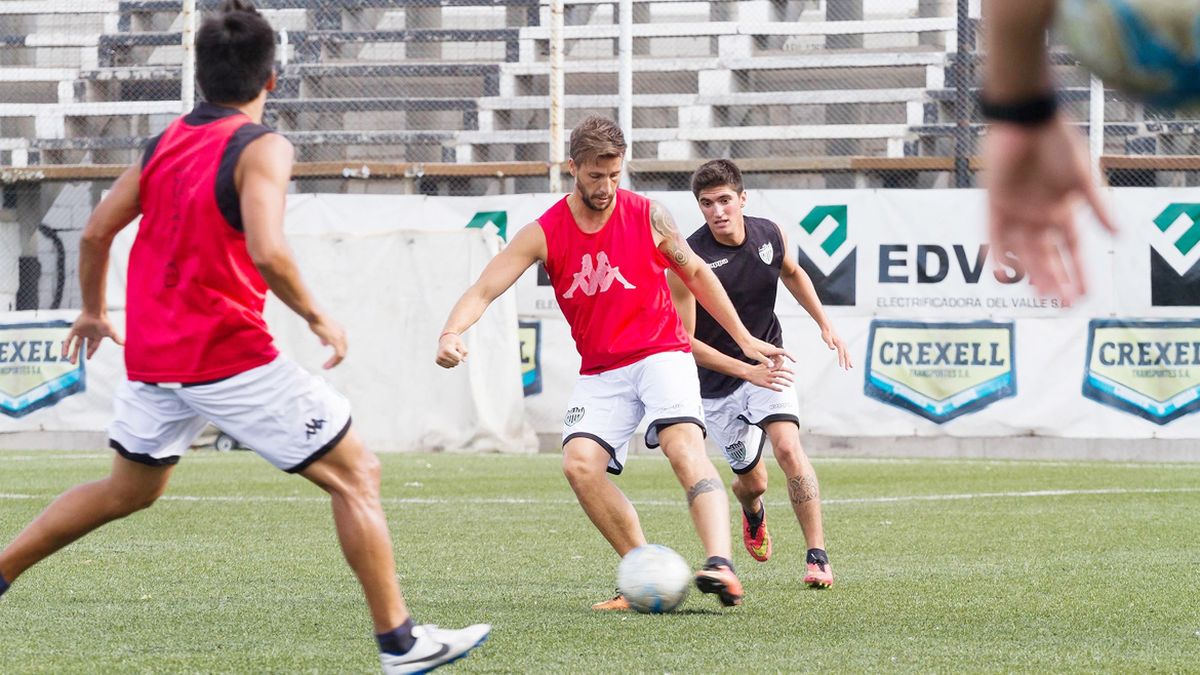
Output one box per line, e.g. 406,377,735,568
591,592,631,611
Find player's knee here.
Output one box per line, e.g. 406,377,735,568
733,471,768,499
343,453,383,498
108,481,165,516
657,429,705,461
772,440,807,474
562,453,603,487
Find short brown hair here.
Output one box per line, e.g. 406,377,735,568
569,116,626,164
690,159,744,197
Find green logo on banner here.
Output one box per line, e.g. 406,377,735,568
799,205,848,256
466,211,508,241
1153,203,1200,256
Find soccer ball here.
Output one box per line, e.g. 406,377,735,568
616,544,692,614
1055,0,1200,108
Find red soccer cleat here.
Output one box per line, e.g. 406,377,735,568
741,499,772,562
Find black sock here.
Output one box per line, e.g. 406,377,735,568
806,548,829,566
705,555,734,572
0,572,8,598
376,617,417,656
744,501,765,534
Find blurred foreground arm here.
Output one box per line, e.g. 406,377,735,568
982,0,1115,303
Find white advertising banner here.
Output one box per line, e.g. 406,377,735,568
7,188,1200,443
0,310,124,434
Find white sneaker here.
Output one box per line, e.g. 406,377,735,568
379,623,491,675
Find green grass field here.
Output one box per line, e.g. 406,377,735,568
1,449,1197,673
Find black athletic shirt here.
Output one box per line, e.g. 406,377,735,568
687,215,785,398
141,102,273,232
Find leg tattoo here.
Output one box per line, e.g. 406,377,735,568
686,478,722,506
788,474,819,504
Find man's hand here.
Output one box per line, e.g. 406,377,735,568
436,333,469,369
984,114,1117,303
743,361,794,392
62,312,124,363
821,327,853,370
308,314,347,369
737,336,793,369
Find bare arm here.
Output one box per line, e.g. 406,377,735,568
983,0,1055,103
62,164,142,362
436,222,546,368
239,133,345,369
778,228,851,370
667,271,793,391
650,200,788,367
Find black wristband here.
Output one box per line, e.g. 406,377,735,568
978,94,1058,126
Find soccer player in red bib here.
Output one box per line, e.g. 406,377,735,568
668,159,851,588
0,3,487,672
436,116,788,609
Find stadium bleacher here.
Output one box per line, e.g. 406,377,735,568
0,0,1191,188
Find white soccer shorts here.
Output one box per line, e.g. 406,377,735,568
109,356,352,473
560,350,705,475
703,380,800,474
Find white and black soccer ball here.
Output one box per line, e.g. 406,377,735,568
616,544,692,614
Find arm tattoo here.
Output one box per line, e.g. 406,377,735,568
788,474,820,505
686,477,722,506
650,201,691,267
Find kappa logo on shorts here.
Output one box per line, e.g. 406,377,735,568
726,441,747,463
564,406,585,426
305,418,326,439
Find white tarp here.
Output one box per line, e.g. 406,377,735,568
263,228,535,454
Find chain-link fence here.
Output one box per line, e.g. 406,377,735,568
2,0,1200,310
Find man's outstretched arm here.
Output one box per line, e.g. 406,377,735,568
650,200,791,368
667,271,794,392
437,222,546,368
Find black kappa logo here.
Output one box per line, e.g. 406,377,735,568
305,418,326,439
564,406,585,427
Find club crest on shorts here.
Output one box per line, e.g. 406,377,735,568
564,406,585,426
725,441,746,463
758,242,773,265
